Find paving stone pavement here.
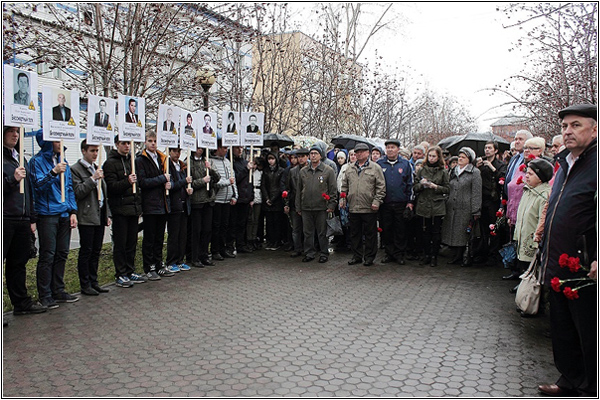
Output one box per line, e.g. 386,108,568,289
2,247,556,397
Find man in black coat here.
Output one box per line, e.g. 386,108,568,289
103,136,144,287
3,125,47,315
227,146,254,253
538,104,597,398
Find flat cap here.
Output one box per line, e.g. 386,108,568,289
295,148,310,155
354,143,370,152
385,139,401,147
558,104,597,121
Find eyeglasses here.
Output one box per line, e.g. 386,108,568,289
524,146,540,150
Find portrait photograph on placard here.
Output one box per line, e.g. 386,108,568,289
199,111,218,150
179,109,197,151
42,86,80,141
118,94,145,142
222,110,240,147
3,65,39,128
241,112,264,146
157,104,180,148
86,95,115,145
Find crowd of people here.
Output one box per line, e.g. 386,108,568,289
3,104,597,396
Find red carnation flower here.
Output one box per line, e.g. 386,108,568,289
499,177,505,185
489,224,496,231
490,231,497,236
551,277,562,292
519,164,526,172
558,253,570,268
377,227,383,233
563,287,579,300
527,153,537,160
282,191,288,199
501,199,507,206
340,192,347,198
516,176,523,185
567,257,581,273
496,210,503,217
322,193,331,201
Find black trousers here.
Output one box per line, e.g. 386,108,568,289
3,219,34,309
228,202,250,249
349,213,378,263
141,214,167,272
212,203,230,255
188,205,213,263
420,216,443,257
112,214,139,278
166,211,188,266
265,210,283,245
480,197,500,259
549,286,597,396
77,224,105,289
36,215,71,301
380,202,407,259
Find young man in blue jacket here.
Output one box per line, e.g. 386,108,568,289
30,131,79,309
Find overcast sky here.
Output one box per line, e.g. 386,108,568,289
289,2,528,131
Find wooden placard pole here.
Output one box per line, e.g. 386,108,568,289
19,125,24,194
165,147,170,196
97,145,103,201
187,149,191,190
206,147,210,190
249,145,254,184
60,139,65,203
131,140,136,193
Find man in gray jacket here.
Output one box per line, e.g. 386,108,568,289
296,145,337,263
341,143,386,266
71,140,111,295
211,140,238,260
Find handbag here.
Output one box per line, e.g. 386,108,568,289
515,250,541,315
326,212,343,237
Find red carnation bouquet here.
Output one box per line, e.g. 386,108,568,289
322,193,331,201
551,253,597,300
282,191,288,199
340,192,347,198
489,208,506,236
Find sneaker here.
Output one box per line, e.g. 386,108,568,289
40,298,59,309
13,301,48,315
116,276,134,287
146,271,161,281
167,264,181,273
157,268,175,277
178,263,191,271
54,293,80,303
129,273,148,284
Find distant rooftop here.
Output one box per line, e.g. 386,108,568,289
490,114,528,127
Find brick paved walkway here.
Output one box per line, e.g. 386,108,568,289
3,248,556,397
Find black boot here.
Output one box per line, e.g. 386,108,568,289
447,247,462,264
430,256,437,267
420,256,431,265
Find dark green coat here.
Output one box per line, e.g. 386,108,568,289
413,164,449,218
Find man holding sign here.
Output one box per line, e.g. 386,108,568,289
3,126,47,315
30,131,79,309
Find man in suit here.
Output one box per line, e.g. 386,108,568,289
94,99,109,127
163,108,175,132
202,114,214,135
52,93,71,122
246,114,260,133
13,72,30,106
71,140,111,296
125,98,138,124
184,113,194,136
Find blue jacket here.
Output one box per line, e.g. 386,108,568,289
29,131,77,216
377,156,413,204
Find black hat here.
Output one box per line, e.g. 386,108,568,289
558,104,597,121
527,158,554,183
385,139,401,147
309,144,323,158
353,143,370,152
295,148,310,155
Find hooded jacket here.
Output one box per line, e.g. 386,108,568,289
189,153,220,206
29,131,77,217
232,154,253,204
212,155,238,204
167,158,191,214
102,148,142,217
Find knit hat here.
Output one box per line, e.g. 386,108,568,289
527,158,554,183
458,147,476,163
309,144,323,158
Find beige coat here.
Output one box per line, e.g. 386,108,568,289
341,161,386,213
514,182,550,262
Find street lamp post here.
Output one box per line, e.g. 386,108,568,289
197,67,216,112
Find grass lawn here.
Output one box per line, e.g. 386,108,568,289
3,237,166,312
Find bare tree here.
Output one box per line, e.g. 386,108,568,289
489,3,597,137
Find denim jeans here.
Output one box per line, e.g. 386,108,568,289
36,215,72,301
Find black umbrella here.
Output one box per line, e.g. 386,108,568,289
445,132,510,157
262,133,294,148
331,134,377,150
437,135,462,150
